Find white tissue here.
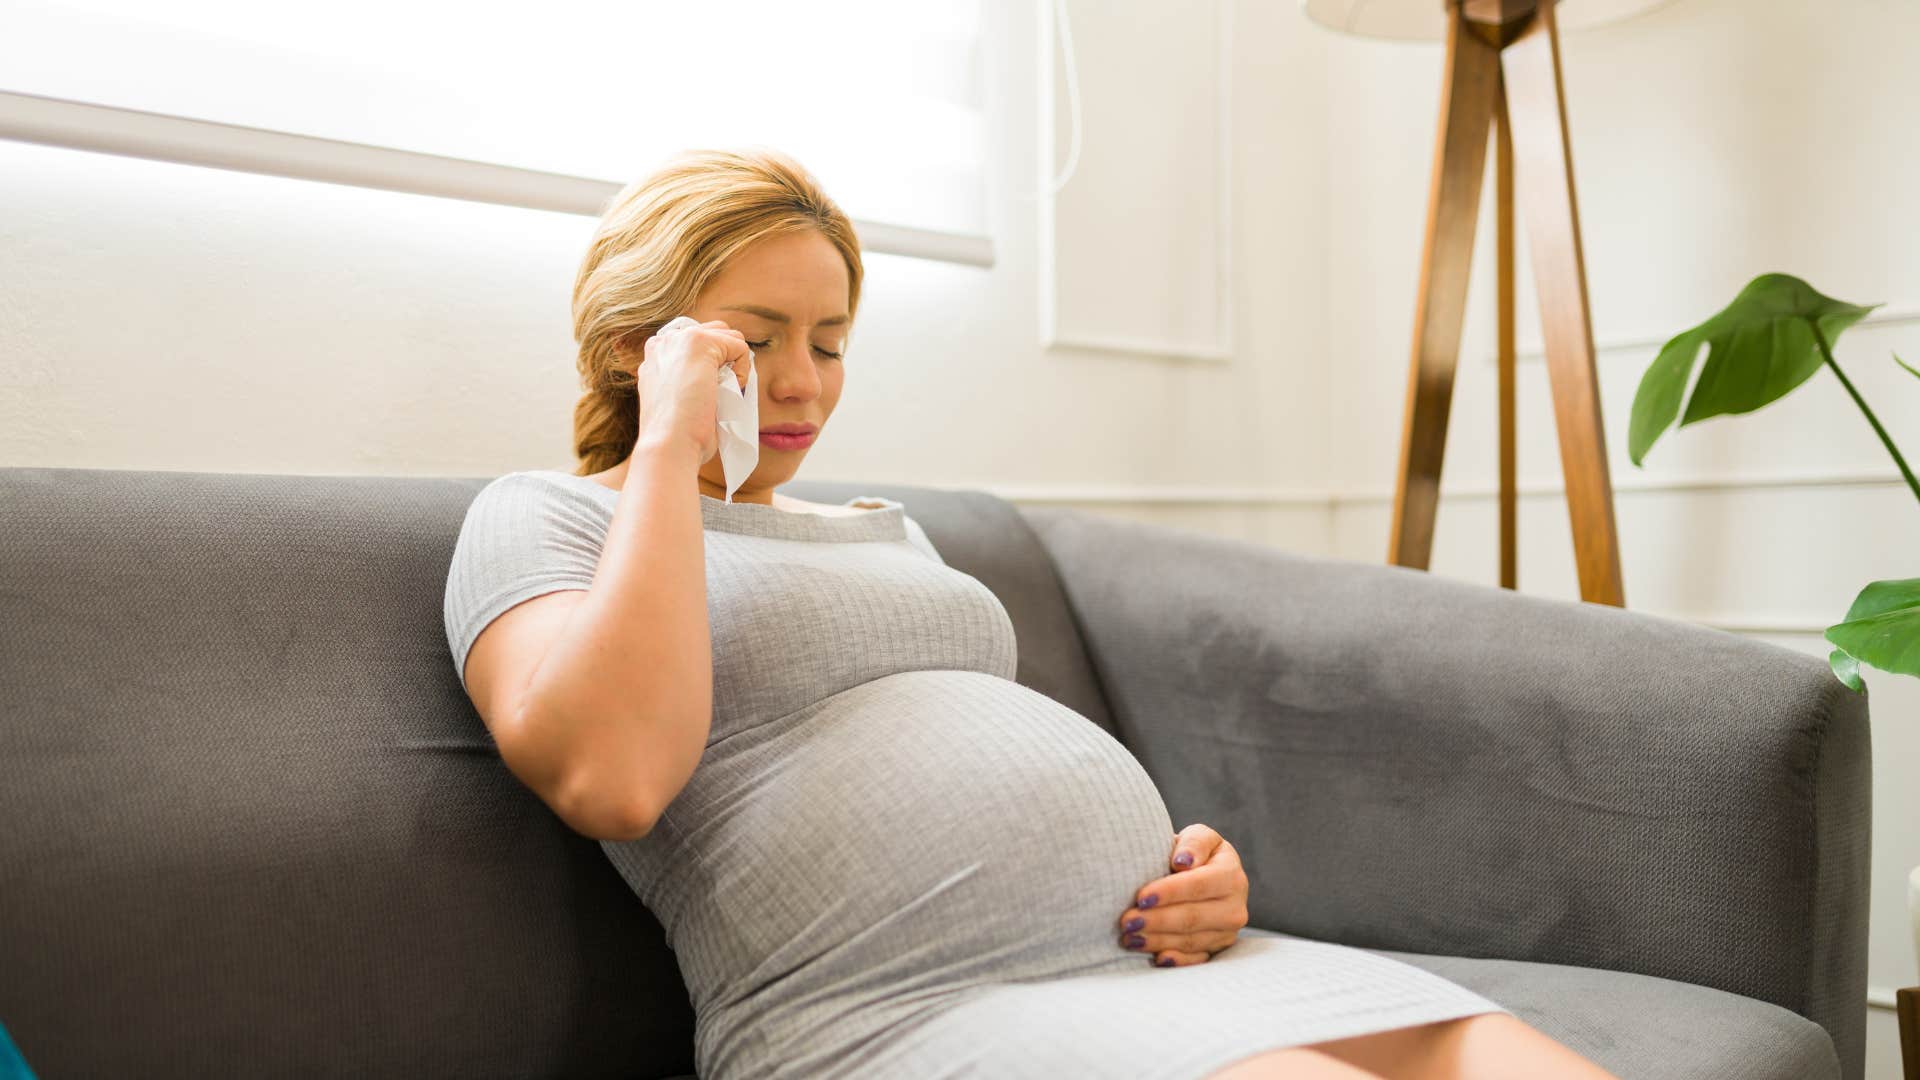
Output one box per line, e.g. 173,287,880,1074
656,315,759,503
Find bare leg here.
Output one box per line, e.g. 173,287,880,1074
1204,1046,1384,1079
1306,1013,1619,1080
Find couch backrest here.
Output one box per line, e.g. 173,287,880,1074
0,466,1113,1078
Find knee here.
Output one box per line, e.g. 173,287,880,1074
1203,1046,1377,1080
1425,1011,1531,1045
1374,1011,1534,1062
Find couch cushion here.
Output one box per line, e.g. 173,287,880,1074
1238,929,1839,1079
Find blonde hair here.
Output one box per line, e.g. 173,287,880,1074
568,147,865,477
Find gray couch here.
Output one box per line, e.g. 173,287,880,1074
0,466,1869,1079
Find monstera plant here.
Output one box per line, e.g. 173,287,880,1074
1629,272,1919,693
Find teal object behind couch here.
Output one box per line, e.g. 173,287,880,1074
0,1021,37,1080
0,467,1869,1078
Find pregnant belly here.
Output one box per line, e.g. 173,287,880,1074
654,669,1177,1014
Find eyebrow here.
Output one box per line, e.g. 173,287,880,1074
719,304,849,327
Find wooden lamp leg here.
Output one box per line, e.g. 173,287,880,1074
1898,986,1919,1080
1495,71,1518,590
1499,0,1626,606
1387,2,1502,571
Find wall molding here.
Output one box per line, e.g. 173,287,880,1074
1336,466,1917,504
1484,306,1920,367
1037,0,1236,363
0,89,995,269
876,465,1915,510
1681,616,1832,636
968,482,1329,505
1041,331,1236,362
853,478,1886,636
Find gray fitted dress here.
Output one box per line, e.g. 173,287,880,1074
443,469,1509,1080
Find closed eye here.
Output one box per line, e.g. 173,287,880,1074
747,339,842,360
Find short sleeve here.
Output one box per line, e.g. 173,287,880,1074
902,514,945,566
443,472,606,692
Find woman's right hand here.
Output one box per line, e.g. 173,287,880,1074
632,318,755,465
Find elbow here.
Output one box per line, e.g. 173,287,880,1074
576,798,658,842
569,813,656,843
502,704,661,843
551,762,660,843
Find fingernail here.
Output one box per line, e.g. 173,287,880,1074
1125,934,1146,949
1123,916,1145,933
1173,851,1193,868
1155,956,1176,967
1139,894,1159,909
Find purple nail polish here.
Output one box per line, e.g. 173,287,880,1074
1123,916,1145,933
1155,955,1175,967
1125,934,1146,949
1139,894,1159,909
1174,852,1193,868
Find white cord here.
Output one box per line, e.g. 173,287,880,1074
1013,0,1082,201
1048,0,1083,196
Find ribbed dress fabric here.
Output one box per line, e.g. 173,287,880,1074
443,469,1509,1079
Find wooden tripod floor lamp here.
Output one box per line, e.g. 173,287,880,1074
1302,0,1671,607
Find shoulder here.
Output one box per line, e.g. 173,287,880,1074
467,468,558,502
442,471,607,688
451,471,610,558
458,470,536,522
465,470,608,515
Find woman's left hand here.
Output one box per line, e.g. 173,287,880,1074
1117,823,1249,967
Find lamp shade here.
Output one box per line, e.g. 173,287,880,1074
1301,0,1676,40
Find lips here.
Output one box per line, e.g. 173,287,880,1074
760,429,816,450
761,423,818,435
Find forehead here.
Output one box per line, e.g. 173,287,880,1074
701,230,849,322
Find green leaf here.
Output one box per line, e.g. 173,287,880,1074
1627,273,1880,464
1628,328,1708,465
1895,352,1920,382
1828,647,1862,692
1835,575,1920,623
1824,576,1920,686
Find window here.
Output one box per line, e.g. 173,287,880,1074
0,0,991,264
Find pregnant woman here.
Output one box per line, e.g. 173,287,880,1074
443,148,1619,1079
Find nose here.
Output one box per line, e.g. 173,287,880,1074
758,340,822,404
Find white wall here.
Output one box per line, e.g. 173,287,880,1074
1,0,1910,1070
1319,0,1920,1071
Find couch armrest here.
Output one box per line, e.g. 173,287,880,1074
1020,507,1871,1080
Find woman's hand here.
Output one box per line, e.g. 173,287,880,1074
1116,823,1249,968
629,318,753,466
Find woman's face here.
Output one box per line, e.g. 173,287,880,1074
686,228,851,503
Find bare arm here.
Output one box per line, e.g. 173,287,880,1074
506,436,711,840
